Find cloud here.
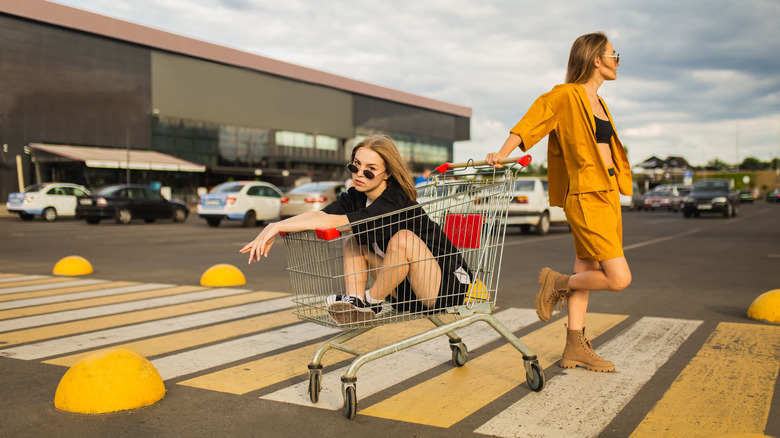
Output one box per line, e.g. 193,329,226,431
53,0,780,165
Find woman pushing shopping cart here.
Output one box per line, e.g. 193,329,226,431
241,134,543,419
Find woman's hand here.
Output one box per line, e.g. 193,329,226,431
239,222,280,264
485,152,508,168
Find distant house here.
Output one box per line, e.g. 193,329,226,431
639,156,692,170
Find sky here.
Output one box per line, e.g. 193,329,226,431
50,0,780,168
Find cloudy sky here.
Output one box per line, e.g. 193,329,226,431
51,0,780,167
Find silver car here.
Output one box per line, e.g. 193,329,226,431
280,181,347,218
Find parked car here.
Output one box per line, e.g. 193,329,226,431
619,181,643,211
6,183,90,221
280,181,347,218
506,177,567,235
197,181,283,227
738,190,754,203
767,189,780,203
682,179,739,218
643,185,691,211
76,184,189,224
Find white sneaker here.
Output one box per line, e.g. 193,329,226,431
325,294,381,324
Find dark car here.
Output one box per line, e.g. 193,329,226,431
766,189,780,203
682,179,739,218
76,184,189,224
738,190,754,203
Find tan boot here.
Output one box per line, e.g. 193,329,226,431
535,267,572,321
559,326,615,372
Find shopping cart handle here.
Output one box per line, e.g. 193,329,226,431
315,228,341,240
434,154,532,173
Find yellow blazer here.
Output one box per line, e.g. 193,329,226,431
510,83,633,207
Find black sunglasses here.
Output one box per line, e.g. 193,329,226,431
347,163,384,180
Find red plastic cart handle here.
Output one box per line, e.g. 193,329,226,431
434,154,532,173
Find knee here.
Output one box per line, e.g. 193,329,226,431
387,230,415,253
609,271,632,291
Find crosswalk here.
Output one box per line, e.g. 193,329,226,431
1,272,778,437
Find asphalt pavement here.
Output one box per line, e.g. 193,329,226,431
0,202,778,437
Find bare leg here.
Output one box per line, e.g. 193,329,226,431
342,236,370,296
369,230,441,308
567,256,631,330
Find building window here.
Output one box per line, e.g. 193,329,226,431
276,131,314,148
315,134,338,151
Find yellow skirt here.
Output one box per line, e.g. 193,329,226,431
564,172,623,261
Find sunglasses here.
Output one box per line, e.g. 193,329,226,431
602,53,620,64
347,163,385,180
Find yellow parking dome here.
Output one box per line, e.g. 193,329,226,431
747,289,780,324
54,349,165,414
53,255,93,276
200,263,246,287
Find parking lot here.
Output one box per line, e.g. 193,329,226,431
1,203,778,437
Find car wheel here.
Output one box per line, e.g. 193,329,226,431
535,212,550,235
19,212,34,221
723,203,732,218
172,207,187,223
242,210,257,227
86,217,100,224
731,203,739,217
42,207,58,222
116,208,133,224
206,217,221,227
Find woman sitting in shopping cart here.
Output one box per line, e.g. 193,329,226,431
241,135,472,324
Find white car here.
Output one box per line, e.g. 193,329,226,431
197,181,283,227
6,183,90,221
506,177,568,235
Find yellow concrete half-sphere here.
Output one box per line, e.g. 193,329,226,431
52,255,93,276
747,289,780,324
54,349,165,414
200,263,246,287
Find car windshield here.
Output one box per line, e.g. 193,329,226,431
23,183,47,193
693,181,728,192
288,183,334,194
95,186,123,196
211,183,244,193
514,181,535,192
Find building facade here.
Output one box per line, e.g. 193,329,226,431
0,1,470,201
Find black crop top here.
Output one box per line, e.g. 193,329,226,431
594,117,613,143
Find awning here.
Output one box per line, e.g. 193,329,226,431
29,143,206,172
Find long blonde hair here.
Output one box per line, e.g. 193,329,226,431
350,135,417,201
565,32,609,84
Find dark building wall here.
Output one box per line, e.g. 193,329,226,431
0,14,151,196
151,52,353,138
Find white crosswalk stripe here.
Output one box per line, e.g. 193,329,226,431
0,283,172,310
0,287,250,332
0,278,108,295
475,316,702,437
0,297,293,360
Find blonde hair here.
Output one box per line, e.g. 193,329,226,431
350,135,417,201
565,32,609,84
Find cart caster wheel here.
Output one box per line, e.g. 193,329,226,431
308,370,321,403
526,361,545,392
342,384,357,419
451,343,469,367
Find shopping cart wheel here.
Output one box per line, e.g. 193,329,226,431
526,361,545,392
451,343,469,367
343,384,357,419
308,370,321,403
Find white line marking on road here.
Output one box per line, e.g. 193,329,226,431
0,279,108,295
623,229,701,251
475,316,702,438
0,297,293,360
261,308,540,410
0,287,250,332
152,322,338,380
0,275,48,284
0,283,172,310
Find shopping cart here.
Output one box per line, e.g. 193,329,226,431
280,155,544,419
